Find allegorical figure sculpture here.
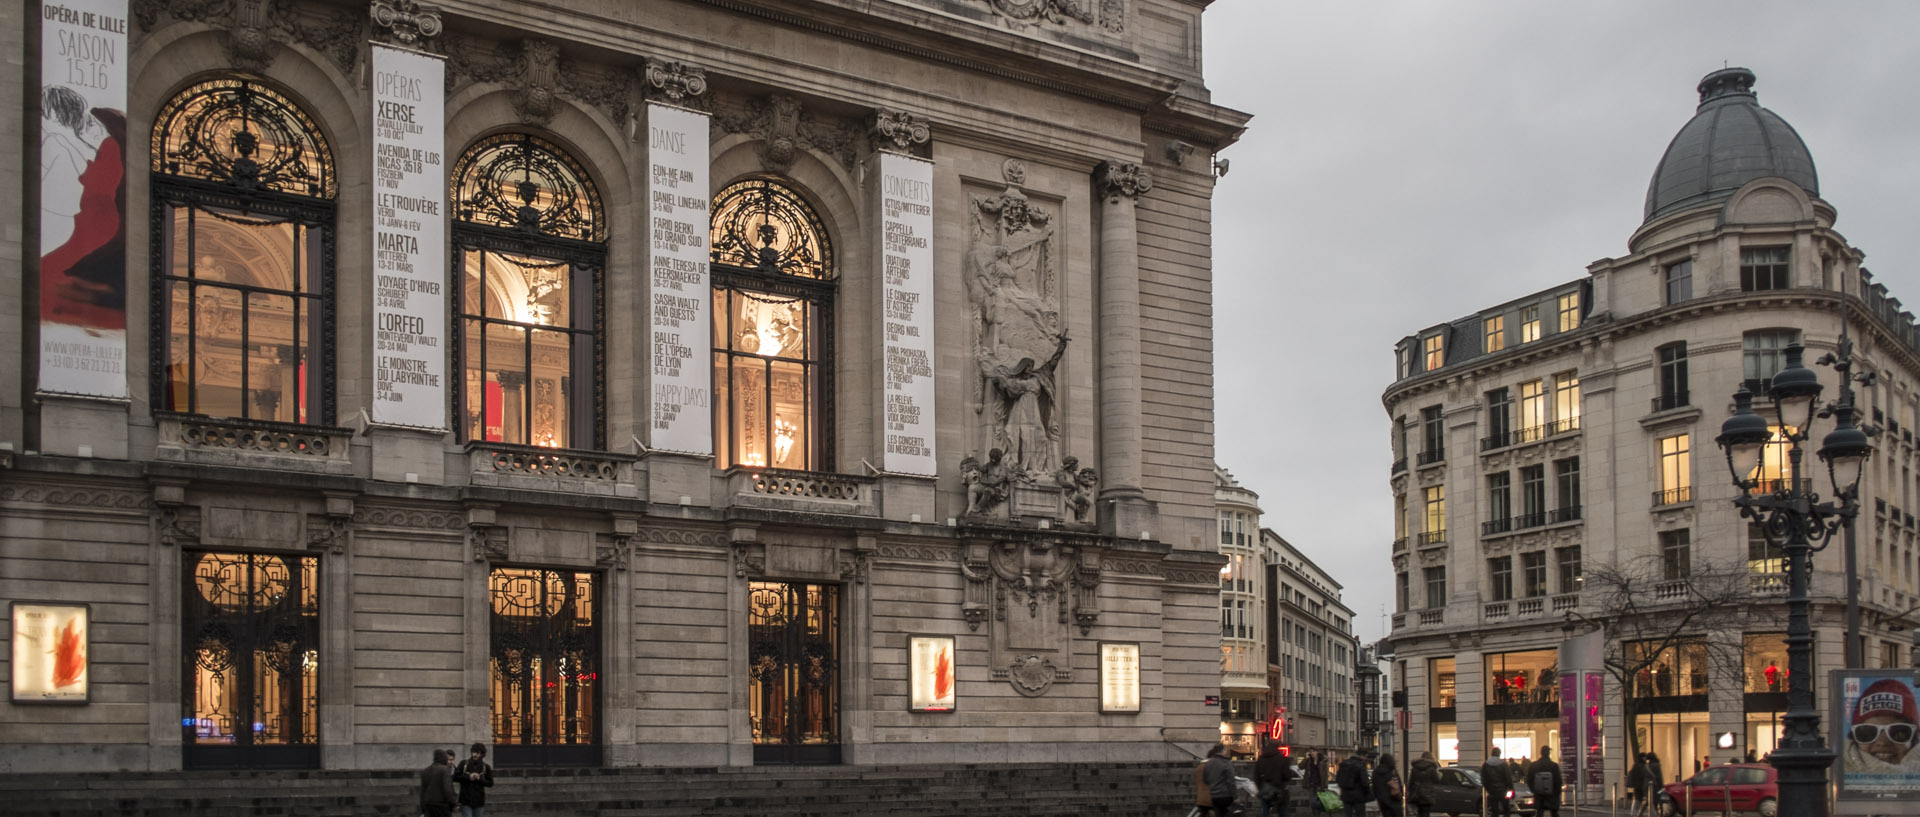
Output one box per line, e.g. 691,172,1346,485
1054,455,1098,523
962,449,1011,515
968,160,1067,481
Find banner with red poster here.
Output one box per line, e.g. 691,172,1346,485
39,0,129,398
11,602,89,703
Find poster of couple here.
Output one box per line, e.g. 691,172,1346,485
39,0,128,399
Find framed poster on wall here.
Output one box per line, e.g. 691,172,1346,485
11,602,89,703
1100,642,1141,713
909,635,956,712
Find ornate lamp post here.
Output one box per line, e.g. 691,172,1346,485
1716,340,1874,817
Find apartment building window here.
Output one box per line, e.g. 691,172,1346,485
1555,457,1581,521
1666,259,1693,304
1394,415,1408,469
1424,566,1446,608
1424,334,1445,372
1396,572,1410,612
1553,372,1581,433
1486,472,1512,533
1420,405,1445,464
1657,434,1691,505
1485,387,1512,448
1523,551,1548,598
1743,330,1798,394
1518,381,1546,442
1557,546,1582,593
1484,316,1506,353
1741,246,1790,292
1748,523,1784,574
1394,494,1408,541
1660,530,1692,580
1489,556,1514,602
1520,305,1541,343
1520,465,1546,527
1657,343,1689,411
1423,486,1446,544
1396,346,1411,380
1557,292,1581,332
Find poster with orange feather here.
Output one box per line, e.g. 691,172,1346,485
909,636,955,712
11,603,89,703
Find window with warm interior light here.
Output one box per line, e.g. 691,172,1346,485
1424,333,1445,371
1424,485,1445,539
710,179,834,470
452,133,605,449
1484,315,1505,353
1747,523,1784,574
153,78,336,425
1557,293,1580,332
1553,372,1580,432
1520,305,1541,343
1518,381,1545,442
1658,434,1691,504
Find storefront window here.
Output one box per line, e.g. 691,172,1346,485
1431,657,1456,709
1486,649,1558,766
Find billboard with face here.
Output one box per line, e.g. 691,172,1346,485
1833,670,1920,801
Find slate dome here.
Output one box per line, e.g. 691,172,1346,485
1643,68,1819,223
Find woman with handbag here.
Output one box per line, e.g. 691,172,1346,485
1372,753,1404,817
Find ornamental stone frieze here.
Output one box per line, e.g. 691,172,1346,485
1417,547,1447,565
711,93,859,172
977,0,1125,33
1392,554,1410,572
595,533,632,572
351,504,465,531
444,36,633,128
1417,467,1445,486
133,0,362,73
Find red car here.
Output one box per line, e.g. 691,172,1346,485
1657,764,1778,817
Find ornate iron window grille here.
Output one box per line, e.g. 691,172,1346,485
181,551,319,769
488,568,600,767
149,77,337,426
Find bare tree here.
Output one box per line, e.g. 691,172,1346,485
1572,555,1775,784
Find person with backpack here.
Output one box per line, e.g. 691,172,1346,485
452,742,494,817
1407,751,1440,817
1335,748,1371,817
1371,753,1403,817
1479,747,1515,816
1527,747,1563,817
1253,742,1296,817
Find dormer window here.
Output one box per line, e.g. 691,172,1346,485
1423,334,1444,372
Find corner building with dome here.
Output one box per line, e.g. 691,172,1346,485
1384,67,1919,795
0,0,1251,780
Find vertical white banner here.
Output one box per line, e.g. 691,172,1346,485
879,153,936,475
38,0,129,398
646,104,713,455
370,45,447,429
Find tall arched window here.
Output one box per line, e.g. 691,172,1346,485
709,178,834,470
151,77,336,424
451,134,605,449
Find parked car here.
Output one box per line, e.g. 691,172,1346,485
1431,766,1536,817
1656,764,1778,817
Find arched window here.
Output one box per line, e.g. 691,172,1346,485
709,178,834,470
151,77,336,424
452,133,605,449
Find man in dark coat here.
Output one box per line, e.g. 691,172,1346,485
419,748,458,817
453,742,494,817
1252,742,1296,817
1527,747,1564,817
1407,751,1441,817
1479,747,1515,816
1335,749,1371,817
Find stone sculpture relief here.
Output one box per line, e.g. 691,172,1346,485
968,159,1065,481
711,93,859,172
977,0,1125,33
958,537,1104,695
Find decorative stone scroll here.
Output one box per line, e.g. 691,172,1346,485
644,58,708,105
711,93,859,172
134,0,363,72
870,108,931,153
370,0,441,44
959,537,1104,694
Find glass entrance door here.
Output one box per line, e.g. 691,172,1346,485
182,551,319,769
748,581,840,764
489,567,601,767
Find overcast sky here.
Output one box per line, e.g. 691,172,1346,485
1201,1,1920,646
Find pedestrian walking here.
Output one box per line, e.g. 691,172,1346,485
1527,747,1563,817
1253,742,1296,817
1196,743,1239,816
1479,747,1515,817
453,742,494,817
1626,754,1649,816
1335,748,1370,817
1407,751,1440,817
419,748,458,817
1372,753,1403,817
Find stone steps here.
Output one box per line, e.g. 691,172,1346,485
0,762,1203,817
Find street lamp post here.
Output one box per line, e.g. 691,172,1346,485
1715,340,1874,817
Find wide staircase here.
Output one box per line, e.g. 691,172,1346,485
0,762,1241,817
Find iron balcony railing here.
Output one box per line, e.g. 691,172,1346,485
1651,391,1690,413
1417,449,1446,466
1416,531,1447,547
1391,457,1407,475
1548,505,1583,524
1653,487,1692,506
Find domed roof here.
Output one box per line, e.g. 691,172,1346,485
1643,68,1819,223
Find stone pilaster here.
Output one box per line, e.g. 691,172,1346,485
1094,160,1155,537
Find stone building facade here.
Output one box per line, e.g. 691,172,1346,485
1213,465,1266,756
1384,68,1917,789
1265,527,1357,759
0,0,1248,773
